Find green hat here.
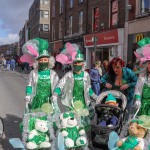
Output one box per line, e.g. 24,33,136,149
105,93,117,104
35,38,50,59
74,50,84,62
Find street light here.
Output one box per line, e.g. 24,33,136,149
92,36,98,63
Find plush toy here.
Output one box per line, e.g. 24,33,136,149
60,112,87,148
117,120,147,150
26,119,51,149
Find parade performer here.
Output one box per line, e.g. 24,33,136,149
134,37,150,116
52,42,98,129
21,38,59,111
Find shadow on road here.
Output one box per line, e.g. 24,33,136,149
1,114,22,150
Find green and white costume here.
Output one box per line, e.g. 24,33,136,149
118,136,144,150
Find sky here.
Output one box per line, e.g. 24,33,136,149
0,0,34,45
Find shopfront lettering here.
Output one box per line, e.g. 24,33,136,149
104,36,115,41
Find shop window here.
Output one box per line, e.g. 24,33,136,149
79,11,83,33
93,7,99,32
110,0,118,27
69,16,73,35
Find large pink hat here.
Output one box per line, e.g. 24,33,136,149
134,37,150,64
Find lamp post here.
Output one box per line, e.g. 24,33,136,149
92,36,98,64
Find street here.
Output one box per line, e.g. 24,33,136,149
0,70,26,150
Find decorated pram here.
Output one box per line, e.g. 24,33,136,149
90,90,127,150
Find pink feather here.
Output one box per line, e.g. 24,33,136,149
143,44,150,59
66,43,77,61
20,54,36,66
27,45,39,57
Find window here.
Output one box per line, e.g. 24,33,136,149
52,22,55,40
60,0,63,13
140,0,150,14
40,10,44,18
43,24,49,31
70,0,74,8
93,7,99,32
44,10,49,18
39,24,43,31
69,16,73,35
79,11,83,33
111,0,118,26
52,1,55,17
79,0,83,3
44,0,49,4
59,21,63,38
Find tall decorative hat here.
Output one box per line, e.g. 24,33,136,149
73,50,84,62
20,38,50,66
56,42,84,64
105,93,117,104
134,37,150,64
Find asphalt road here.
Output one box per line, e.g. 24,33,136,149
0,70,26,150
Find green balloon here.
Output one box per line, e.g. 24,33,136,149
41,103,53,114
73,101,84,111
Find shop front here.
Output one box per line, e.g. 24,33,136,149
84,28,124,69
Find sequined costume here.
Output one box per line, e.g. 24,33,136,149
26,68,59,110
53,70,97,127
134,72,150,116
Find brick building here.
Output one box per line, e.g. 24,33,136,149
29,0,50,41
128,0,150,63
50,0,126,68
50,0,88,57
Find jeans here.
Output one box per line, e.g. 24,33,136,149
91,82,100,96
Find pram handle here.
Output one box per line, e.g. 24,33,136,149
97,90,127,111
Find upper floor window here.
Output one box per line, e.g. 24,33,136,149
40,10,49,19
39,24,43,31
43,24,49,31
70,0,74,8
60,0,63,14
69,16,73,35
140,0,150,14
79,11,83,33
59,21,63,38
93,7,99,32
111,0,118,27
52,1,55,17
79,0,83,3
40,0,49,4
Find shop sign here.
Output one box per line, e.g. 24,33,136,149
135,33,144,43
84,29,118,47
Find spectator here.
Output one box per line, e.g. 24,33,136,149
96,60,103,76
90,63,101,96
10,58,16,71
101,57,137,119
102,60,109,75
6,59,11,71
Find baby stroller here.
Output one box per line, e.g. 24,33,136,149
90,90,127,150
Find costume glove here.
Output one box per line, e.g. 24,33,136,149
134,100,141,109
25,95,31,103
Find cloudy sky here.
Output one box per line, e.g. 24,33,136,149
0,0,34,45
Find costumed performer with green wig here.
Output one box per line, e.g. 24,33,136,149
134,37,150,116
20,38,59,112
51,43,98,130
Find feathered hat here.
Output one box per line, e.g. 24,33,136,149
134,37,150,64
20,38,50,66
56,42,84,65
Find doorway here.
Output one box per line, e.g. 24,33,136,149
95,48,109,62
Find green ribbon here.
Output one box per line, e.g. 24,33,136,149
138,37,150,47
26,86,32,95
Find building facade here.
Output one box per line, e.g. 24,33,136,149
128,0,150,63
84,0,126,68
29,0,50,41
50,0,88,57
